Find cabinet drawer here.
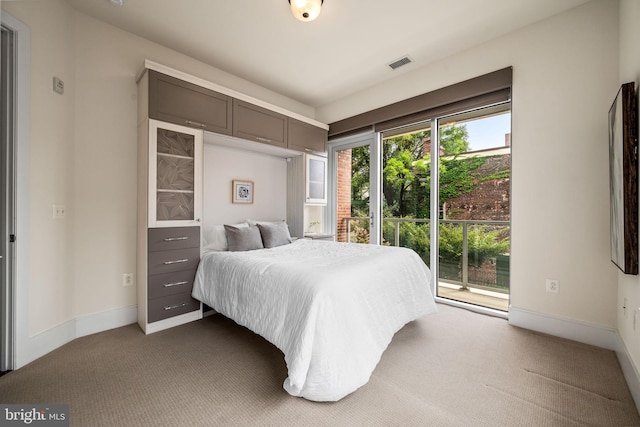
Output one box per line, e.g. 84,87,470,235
148,247,200,276
149,70,232,135
233,99,287,148
148,270,196,299
148,292,200,323
148,226,200,252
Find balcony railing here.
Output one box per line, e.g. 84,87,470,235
342,217,510,294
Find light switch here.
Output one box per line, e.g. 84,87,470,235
53,204,66,219
53,77,64,95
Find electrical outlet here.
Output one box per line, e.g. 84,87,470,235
52,204,66,219
546,279,559,293
122,273,134,287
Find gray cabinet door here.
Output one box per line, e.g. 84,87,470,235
232,99,287,148
149,70,232,135
288,118,327,154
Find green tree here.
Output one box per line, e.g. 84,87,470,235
382,125,472,219
350,145,370,217
438,223,510,267
439,124,470,155
350,124,509,263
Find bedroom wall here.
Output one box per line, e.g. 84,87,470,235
1,0,314,367
202,140,288,226
1,0,76,358
317,0,620,330
618,0,640,398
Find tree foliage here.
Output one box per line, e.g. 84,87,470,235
347,123,510,280
381,125,476,220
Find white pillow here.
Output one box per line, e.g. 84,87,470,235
202,222,247,251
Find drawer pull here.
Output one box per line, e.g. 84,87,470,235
164,302,189,311
185,120,207,128
163,258,189,265
255,136,272,143
163,236,189,242
163,281,189,288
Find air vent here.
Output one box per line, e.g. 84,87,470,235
388,56,413,70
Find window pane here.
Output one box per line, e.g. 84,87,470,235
437,105,511,312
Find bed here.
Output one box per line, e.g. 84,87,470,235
192,225,437,402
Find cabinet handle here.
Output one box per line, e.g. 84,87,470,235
163,258,189,265
255,136,272,143
163,236,188,242
164,302,189,311
185,120,207,128
163,281,189,288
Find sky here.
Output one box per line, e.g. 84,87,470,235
465,113,511,151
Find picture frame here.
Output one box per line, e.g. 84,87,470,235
232,180,254,204
608,82,638,275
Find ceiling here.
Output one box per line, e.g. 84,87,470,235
64,0,590,109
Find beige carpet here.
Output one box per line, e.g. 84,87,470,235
1,304,638,427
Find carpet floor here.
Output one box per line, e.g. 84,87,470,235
1,304,638,426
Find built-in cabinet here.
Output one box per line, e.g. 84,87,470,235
147,120,203,227
146,227,201,324
305,154,327,205
137,62,329,332
141,68,327,155
232,99,288,148
148,70,232,135
137,117,204,334
288,118,327,155
287,154,328,239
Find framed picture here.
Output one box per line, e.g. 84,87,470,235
608,82,638,275
232,180,254,204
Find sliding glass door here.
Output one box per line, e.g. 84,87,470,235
380,121,433,268
329,103,511,313
436,105,511,312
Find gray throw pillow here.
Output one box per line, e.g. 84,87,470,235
224,224,264,251
257,221,292,248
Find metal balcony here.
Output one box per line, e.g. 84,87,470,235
342,217,510,311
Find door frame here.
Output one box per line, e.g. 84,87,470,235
1,11,31,371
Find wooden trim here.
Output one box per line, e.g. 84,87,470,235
329,67,512,138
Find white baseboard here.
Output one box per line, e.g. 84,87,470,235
17,305,137,369
75,305,137,338
18,319,76,369
508,307,618,350
615,333,640,411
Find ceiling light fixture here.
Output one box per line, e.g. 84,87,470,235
288,0,323,22
109,0,124,6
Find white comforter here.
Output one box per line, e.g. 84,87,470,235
192,239,437,401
